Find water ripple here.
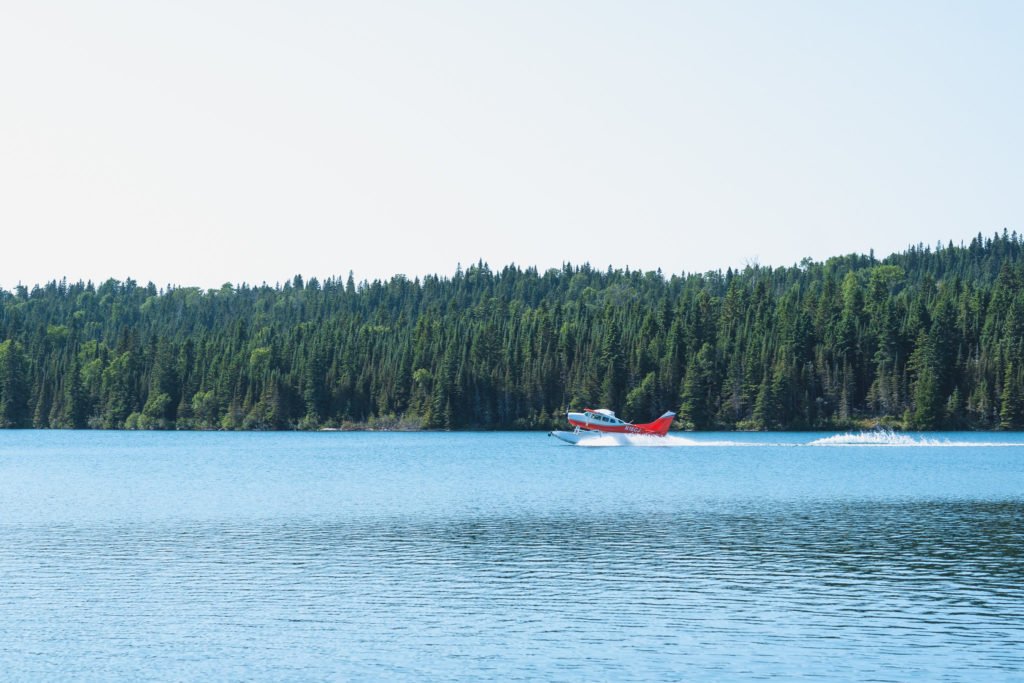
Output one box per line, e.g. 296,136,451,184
1,500,1022,681
1,431,1022,680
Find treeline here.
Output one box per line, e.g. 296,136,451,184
2,232,1024,431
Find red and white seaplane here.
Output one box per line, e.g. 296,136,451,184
548,408,676,444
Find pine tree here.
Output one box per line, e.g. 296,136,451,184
679,343,717,430
599,315,625,411
999,364,1023,430
1,237,1024,431
911,365,943,430
0,341,30,428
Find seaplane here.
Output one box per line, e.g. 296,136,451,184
548,408,676,445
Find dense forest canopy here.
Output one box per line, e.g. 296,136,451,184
2,232,1024,431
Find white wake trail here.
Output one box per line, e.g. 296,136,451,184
807,430,1024,447
553,428,1024,447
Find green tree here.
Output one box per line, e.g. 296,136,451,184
999,364,1023,429
599,315,625,411
679,343,717,430
624,371,657,420
910,365,943,430
0,341,30,428
1,236,1024,431
55,356,88,429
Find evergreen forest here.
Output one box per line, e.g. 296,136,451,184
2,232,1024,431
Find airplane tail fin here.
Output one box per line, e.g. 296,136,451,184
636,411,676,436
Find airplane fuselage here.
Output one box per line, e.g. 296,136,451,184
567,409,647,434
551,409,675,444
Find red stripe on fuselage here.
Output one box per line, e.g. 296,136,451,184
567,417,648,434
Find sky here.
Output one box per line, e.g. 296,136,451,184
1,1,1022,289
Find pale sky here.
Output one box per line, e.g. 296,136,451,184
1,1,1021,289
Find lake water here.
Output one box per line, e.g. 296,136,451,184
1,430,1022,681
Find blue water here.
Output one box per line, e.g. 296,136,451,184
0,431,1022,681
